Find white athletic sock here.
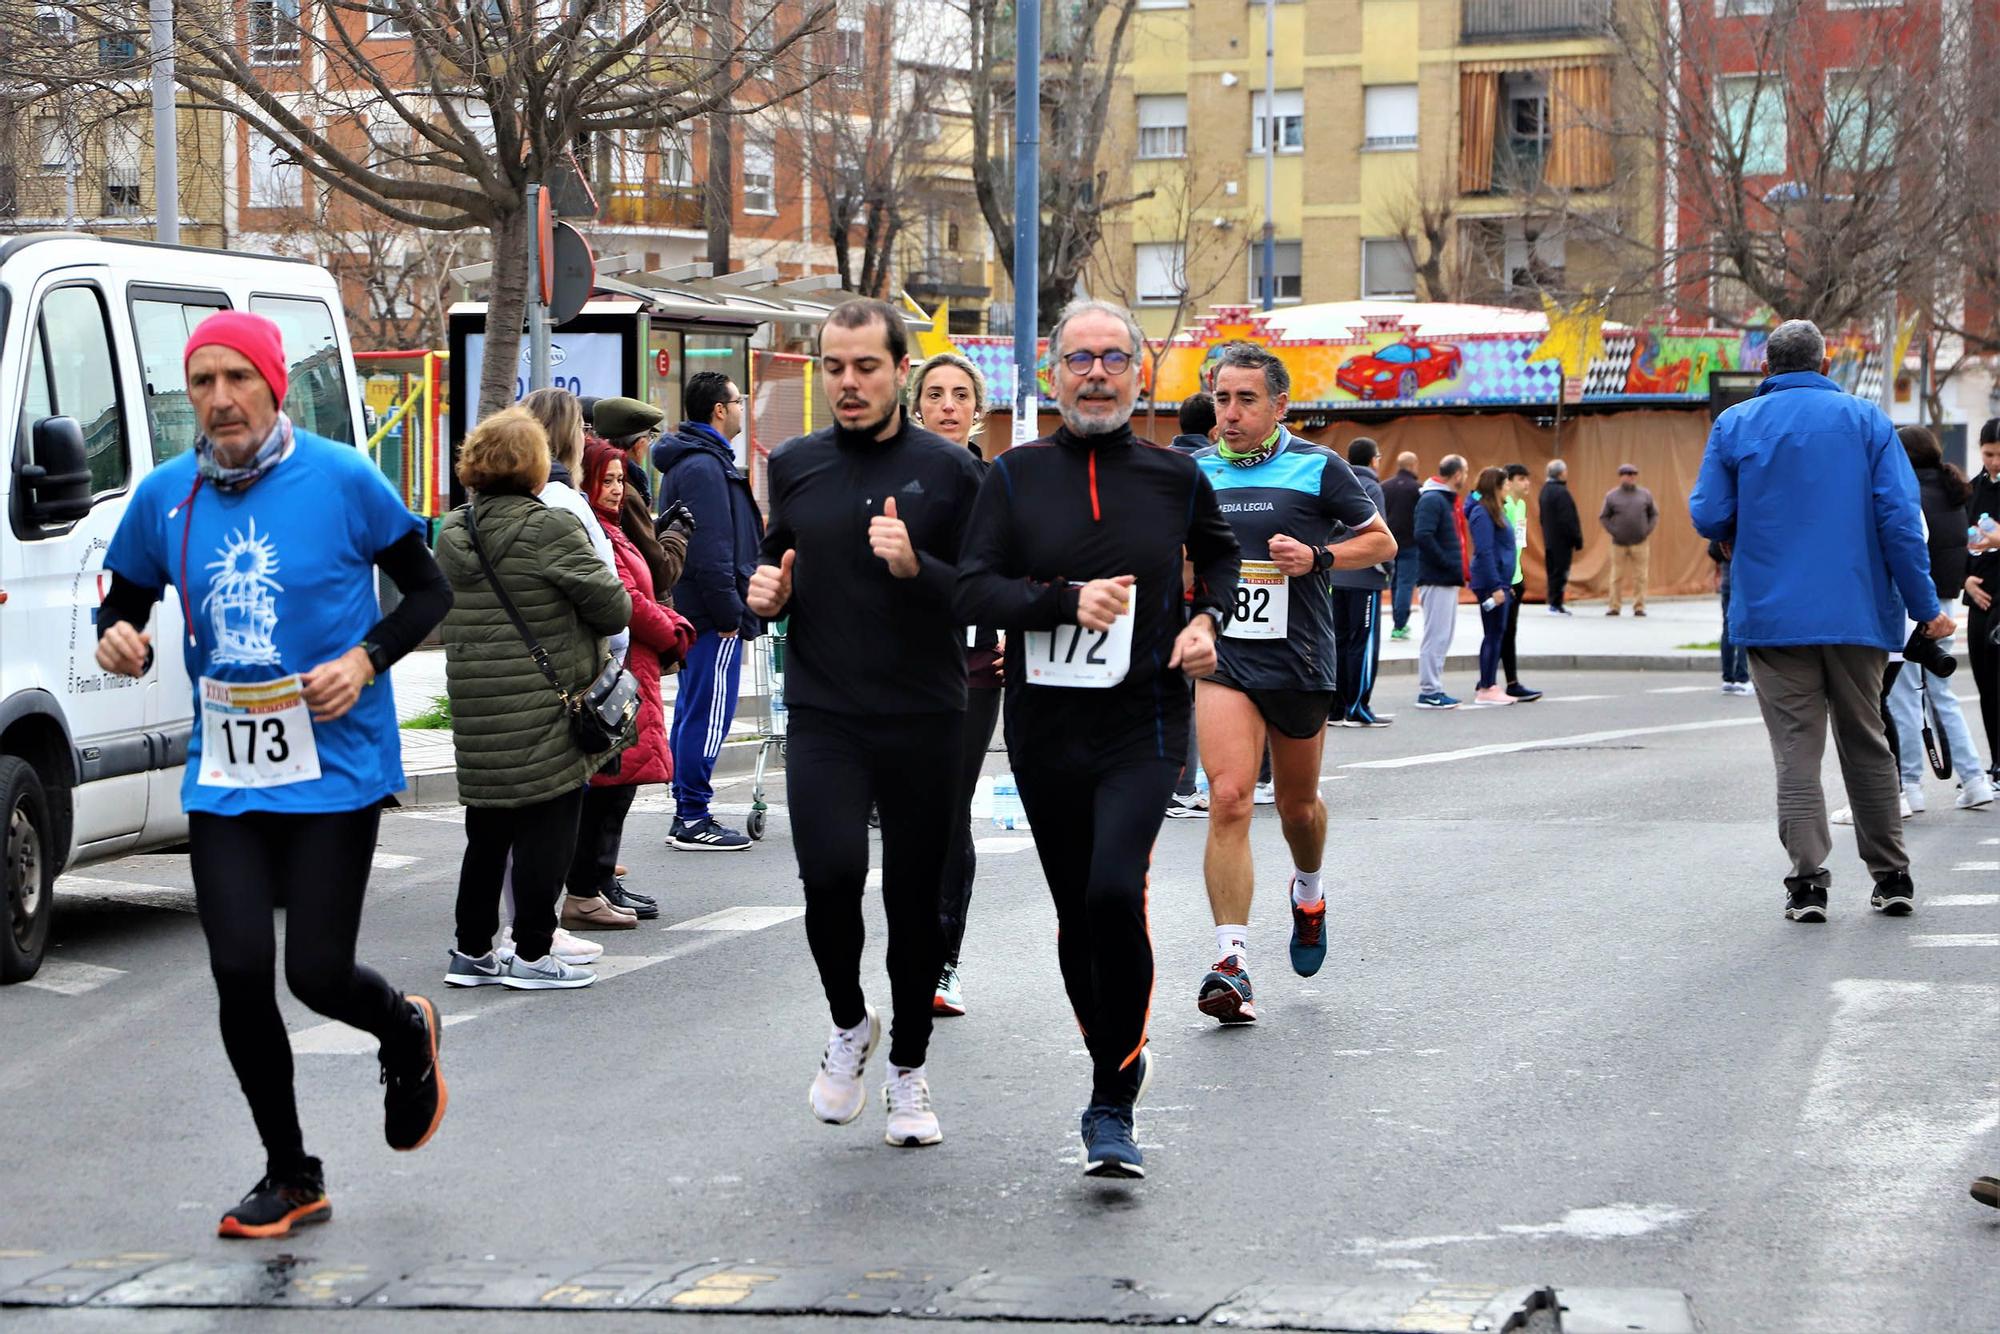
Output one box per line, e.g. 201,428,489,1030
1292,869,1323,906
1216,924,1249,963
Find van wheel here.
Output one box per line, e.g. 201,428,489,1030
0,757,54,983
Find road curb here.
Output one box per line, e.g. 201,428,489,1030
397,736,769,811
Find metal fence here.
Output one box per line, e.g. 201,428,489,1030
1461,0,1609,40
747,351,822,513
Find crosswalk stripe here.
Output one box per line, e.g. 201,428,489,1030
21,958,127,996
1951,862,1999,873
1647,686,1715,694
371,853,418,870
1926,894,1999,907
1910,934,2000,948
664,906,805,932
292,1012,477,1056
1343,717,1762,770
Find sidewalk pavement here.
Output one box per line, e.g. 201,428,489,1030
391,596,1728,804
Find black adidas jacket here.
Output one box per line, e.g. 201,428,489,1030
955,424,1240,767
760,413,985,716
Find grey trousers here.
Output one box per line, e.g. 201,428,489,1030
1749,644,1907,881
1417,585,1459,697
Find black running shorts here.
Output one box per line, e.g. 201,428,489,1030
1207,675,1336,740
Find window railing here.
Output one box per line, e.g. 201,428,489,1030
603,182,705,228
1462,0,1609,40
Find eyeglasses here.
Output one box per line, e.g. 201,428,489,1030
1061,349,1134,375
724,397,744,406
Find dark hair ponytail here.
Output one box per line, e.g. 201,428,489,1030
1899,425,1972,507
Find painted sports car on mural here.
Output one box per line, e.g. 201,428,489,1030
1334,339,1464,401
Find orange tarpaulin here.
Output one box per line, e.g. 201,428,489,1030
1303,409,1719,602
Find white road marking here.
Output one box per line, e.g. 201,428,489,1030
371,853,418,870
664,905,805,932
1343,717,1763,770
1910,934,2000,948
292,1011,477,1056
1926,894,1999,907
975,836,1038,855
1982,838,2000,846
1546,694,1615,703
1792,979,2000,1331
21,958,127,996
1951,861,2000,872
1345,1204,1689,1256
388,808,465,824
1647,686,1716,694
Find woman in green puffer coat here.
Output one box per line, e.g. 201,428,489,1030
435,407,633,990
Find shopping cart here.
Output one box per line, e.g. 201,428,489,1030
744,620,788,841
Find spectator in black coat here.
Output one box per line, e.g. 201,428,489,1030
1539,459,1584,615
1381,451,1423,639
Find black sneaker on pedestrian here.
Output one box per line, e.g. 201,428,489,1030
611,879,657,909
672,818,751,852
602,879,659,919
1505,682,1543,702
1870,870,1916,916
1784,871,1830,923
1972,1176,2000,1209
217,1158,330,1239
381,995,447,1152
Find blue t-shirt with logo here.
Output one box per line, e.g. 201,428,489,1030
1195,430,1380,691
105,430,422,815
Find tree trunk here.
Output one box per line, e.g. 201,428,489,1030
479,207,529,418
705,0,736,276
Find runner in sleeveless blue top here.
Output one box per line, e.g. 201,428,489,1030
1192,342,1396,1024
95,311,453,1239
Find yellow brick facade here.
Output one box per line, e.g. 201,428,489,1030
5,99,227,248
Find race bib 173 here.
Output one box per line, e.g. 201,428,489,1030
198,675,323,789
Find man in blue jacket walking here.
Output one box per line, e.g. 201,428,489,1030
655,371,765,851
1411,455,1469,709
1690,319,1954,922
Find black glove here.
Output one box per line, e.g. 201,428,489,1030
657,501,697,541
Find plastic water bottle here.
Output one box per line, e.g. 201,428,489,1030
1971,514,1997,552
991,774,1031,830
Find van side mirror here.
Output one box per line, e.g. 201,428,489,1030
22,417,94,524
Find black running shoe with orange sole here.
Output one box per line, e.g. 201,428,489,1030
218,1161,330,1239
382,994,448,1152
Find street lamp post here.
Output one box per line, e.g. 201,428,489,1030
1259,0,1275,312
1013,0,1041,441
150,0,178,245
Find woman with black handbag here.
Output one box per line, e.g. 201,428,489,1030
435,408,634,990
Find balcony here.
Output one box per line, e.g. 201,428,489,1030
602,183,705,230
1461,0,1609,41
1491,135,1547,193
902,255,990,301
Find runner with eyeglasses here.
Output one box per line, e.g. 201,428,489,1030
957,298,1239,1179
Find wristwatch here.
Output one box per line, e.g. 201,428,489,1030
360,639,388,681
1196,606,1227,632
1312,546,1336,573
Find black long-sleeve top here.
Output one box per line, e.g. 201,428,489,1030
1966,470,2000,603
759,412,986,716
99,531,453,677
954,424,1240,767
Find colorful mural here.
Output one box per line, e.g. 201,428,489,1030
946,305,1878,413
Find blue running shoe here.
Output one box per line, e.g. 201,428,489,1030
1289,896,1327,977
1415,692,1461,710
1081,1104,1144,1179
1197,955,1257,1024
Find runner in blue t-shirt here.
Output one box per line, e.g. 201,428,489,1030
96,311,453,1239
1191,343,1395,1023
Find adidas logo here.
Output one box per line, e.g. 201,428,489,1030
900,479,925,495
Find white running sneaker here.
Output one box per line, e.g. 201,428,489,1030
501,927,602,966
882,1066,943,1147
1253,781,1276,806
1833,794,1916,824
1958,781,1995,810
1164,792,1210,820
1904,782,1928,815
500,951,596,990
810,1005,880,1125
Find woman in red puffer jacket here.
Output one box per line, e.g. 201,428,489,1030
562,442,696,921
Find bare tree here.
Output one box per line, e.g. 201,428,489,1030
773,0,964,295
5,0,833,414
1593,0,1965,330
1383,171,1473,305
965,0,1146,332
1090,162,1235,434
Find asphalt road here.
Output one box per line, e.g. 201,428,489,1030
5,670,1998,1332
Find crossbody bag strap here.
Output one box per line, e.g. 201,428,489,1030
464,502,571,705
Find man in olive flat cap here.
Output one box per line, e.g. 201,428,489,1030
594,396,667,509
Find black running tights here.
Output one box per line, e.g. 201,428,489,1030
1014,756,1181,1107
787,706,962,1070
941,686,1003,966
189,808,409,1171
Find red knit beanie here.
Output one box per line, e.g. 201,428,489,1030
184,310,290,405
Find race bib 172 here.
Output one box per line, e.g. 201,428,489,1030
1024,584,1136,688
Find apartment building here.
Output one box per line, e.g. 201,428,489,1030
1105,0,1653,340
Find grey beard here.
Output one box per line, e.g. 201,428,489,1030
1058,398,1135,436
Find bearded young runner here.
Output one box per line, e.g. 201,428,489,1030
95,310,452,1237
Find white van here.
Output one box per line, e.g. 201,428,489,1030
0,233,367,981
